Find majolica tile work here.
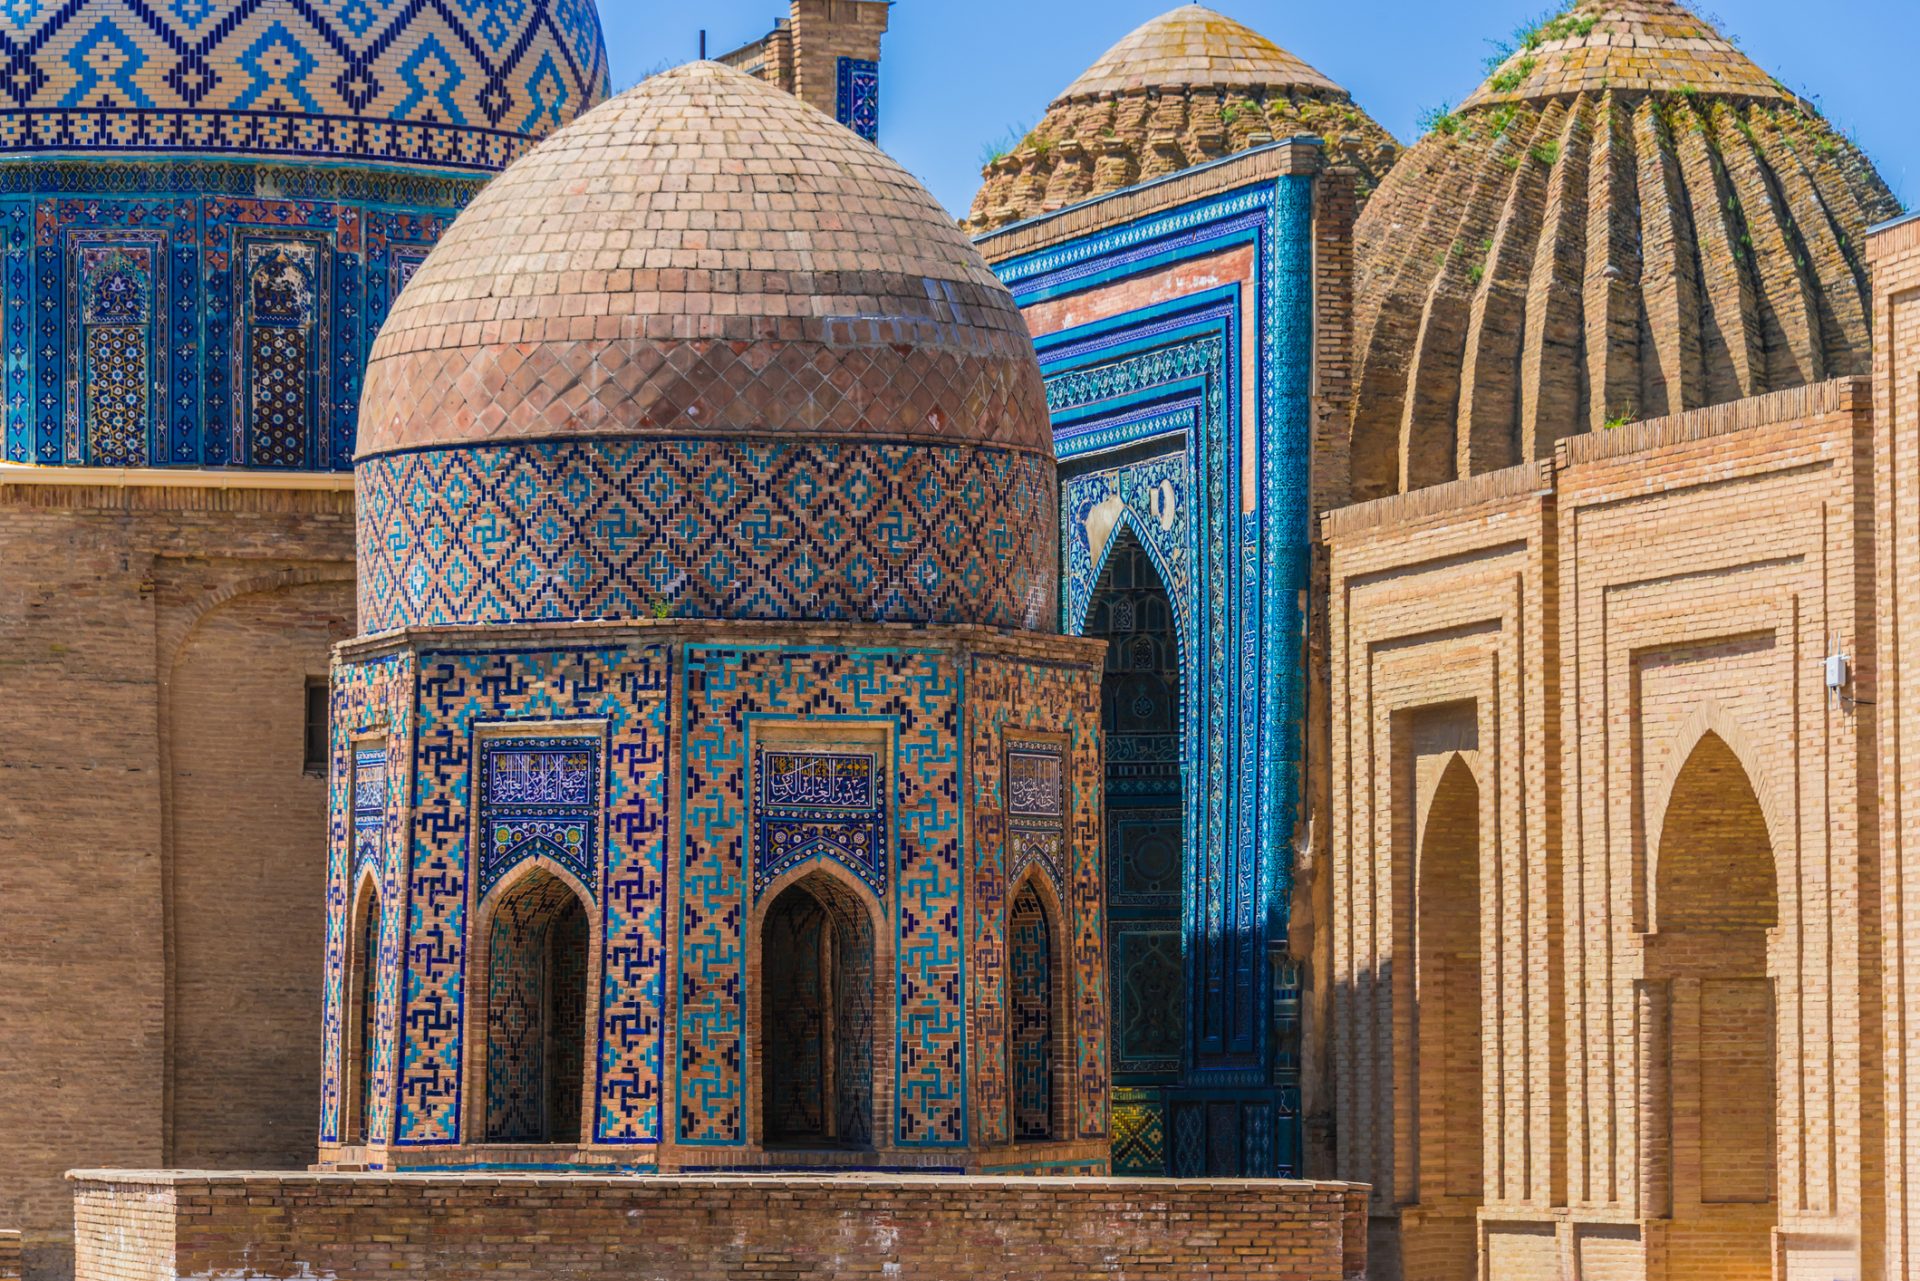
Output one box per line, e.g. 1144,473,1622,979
317,63,1108,1176
0,0,609,468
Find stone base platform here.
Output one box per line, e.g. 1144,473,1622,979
71,1171,1369,1281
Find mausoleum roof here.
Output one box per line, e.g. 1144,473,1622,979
360,60,1050,460
964,5,1399,232
1346,0,1902,501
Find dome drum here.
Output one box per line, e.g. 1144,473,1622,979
358,61,1060,633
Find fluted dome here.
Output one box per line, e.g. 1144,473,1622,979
0,0,609,171
1348,0,1901,501
355,61,1058,635
965,5,1399,232
361,60,1051,459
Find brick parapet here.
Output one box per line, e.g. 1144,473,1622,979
70,1172,1371,1281
0,1232,20,1281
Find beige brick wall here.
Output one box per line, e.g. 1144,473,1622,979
1871,212,1920,1281
70,1172,1370,1281
1325,375,1879,1280
0,472,353,1280
788,0,888,124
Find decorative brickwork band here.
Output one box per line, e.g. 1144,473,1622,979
356,438,1059,632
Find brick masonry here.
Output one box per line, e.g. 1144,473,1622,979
68,1172,1368,1281
0,469,354,1279
1325,372,1882,1279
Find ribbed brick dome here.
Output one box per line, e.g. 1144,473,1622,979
360,59,1050,460
965,5,1399,232
1348,0,1901,501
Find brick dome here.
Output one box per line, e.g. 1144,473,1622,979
355,61,1058,635
1348,0,1902,501
359,59,1051,460
964,5,1399,232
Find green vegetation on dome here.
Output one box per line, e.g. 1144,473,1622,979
1480,6,1603,94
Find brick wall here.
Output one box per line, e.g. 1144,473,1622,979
1872,211,1920,1281
0,471,353,1279
1,1233,21,1281
70,1173,1369,1281
788,0,888,124
1324,377,1878,1279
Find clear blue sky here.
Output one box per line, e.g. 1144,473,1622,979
607,0,1914,220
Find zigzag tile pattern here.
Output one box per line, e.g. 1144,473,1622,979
356,438,1059,632
0,0,610,168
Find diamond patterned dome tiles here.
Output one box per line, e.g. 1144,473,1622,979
0,0,610,170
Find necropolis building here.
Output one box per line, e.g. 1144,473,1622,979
318,62,1110,1173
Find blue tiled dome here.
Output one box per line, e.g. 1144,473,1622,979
0,0,609,169
0,0,609,470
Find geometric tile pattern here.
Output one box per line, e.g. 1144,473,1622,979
998,173,1317,1170
835,57,879,143
3,174,470,468
965,655,1106,1147
678,647,965,1149
1110,1086,1166,1176
320,651,415,1146
0,0,609,169
752,749,887,900
477,737,600,904
1005,737,1068,892
356,439,1058,632
397,645,669,1147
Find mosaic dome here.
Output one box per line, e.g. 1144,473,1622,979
0,0,611,170
355,61,1058,633
965,5,1400,232
1348,0,1902,501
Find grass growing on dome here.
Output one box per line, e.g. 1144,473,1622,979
1419,103,1466,139
980,123,1035,167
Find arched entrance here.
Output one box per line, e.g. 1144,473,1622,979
760,870,877,1149
1010,876,1059,1142
1086,525,1184,1172
1647,732,1778,1279
346,878,381,1145
1412,753,1483,1276
477,867,591,1145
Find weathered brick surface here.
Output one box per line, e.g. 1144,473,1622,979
69,1172,1369,1281
1,1233,22,1281
1326,374,1878,1279
963,7,1396,233
0,470,354,1280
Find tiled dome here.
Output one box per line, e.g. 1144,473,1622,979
0,0,609,171
360,59,1051,459
1348,0,1902,501
964,5,1400,232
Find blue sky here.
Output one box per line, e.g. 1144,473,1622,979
608,0,1914,220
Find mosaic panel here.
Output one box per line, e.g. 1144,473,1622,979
965,655,1106,1147
1006,737,1067,891
835,57,880,143
753,749,887,899
352,747,387,878
477,737,600,904
320,652,414,1146
4,175,472,469
1009,176,1316,1173
0,0,609,168
400,646,669,1146
1110,1087,1166,1176
679,647,962,1148
357,439,1057,632
1009,882,1054,1142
